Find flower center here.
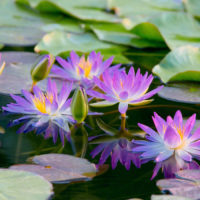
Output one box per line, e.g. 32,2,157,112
32,93,53,114
77,57,92,79
119,91,129,100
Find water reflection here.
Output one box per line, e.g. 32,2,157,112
89,117,141,170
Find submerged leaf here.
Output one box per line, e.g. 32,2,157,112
0,169,53,200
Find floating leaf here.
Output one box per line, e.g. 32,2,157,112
90,23,166,48
131,13,200,50
16,0,119,22
35,31,115,55
153,46,200,83
10,154,97,184
151,195,191,200
185,0,200,18
0,169,53,200
108,0,183,27
157,169,200,200
0,0,83,46
158,83,200,104
0,52,46,94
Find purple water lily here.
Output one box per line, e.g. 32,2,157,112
3,79,75,145
51,51,120,89
132,110,200,179
88,67,163,115
90,137,141,170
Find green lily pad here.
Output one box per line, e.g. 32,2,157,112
0,52,46,94
131,12,200,50
0,169,53,200
16,0,119,22
90,23,166,48
108,0,183,28
158,83,200,103
0,0,83,46
10,154,97,184
153,46,200,83
35,31,114,55
185,0,200,18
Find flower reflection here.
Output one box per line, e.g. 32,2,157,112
90,119,141,170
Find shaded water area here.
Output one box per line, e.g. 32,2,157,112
0,47,199,200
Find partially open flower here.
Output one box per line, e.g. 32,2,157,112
51,51,120,89
132,110,200,179
88,67,163,115
3,79,74,145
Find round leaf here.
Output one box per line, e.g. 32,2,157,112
0,169,53,200
0,52,46,94
153,46,200,83
158,83,200,103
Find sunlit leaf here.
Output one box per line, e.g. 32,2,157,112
90,23,165,48
131,13,200,50
153,46,200,83
158,83,200,103
0,169,53,200
35,31,115,55
10,154,98,184
0,52,46,94
16,0,120,22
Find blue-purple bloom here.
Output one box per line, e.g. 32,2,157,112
51,51,120,89
3,79,74,145
90,136,141,170
132,110,200,179
88,67,163,114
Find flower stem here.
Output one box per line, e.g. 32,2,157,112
120,113,126,132
30,81,37,93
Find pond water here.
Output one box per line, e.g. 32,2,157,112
0,47,198,200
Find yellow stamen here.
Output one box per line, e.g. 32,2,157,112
32,93,54,114
77,57,92,78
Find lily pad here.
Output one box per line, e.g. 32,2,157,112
157,169,200,200
10,154,97,184
131,12,200,50
90,23,166,48
0,52,46,94
0,169,53,200
0,0,83,46
108,0,183,28
185,0,200,18
16,0,120,22
35,31,115,55
158,83,200,103
153,46,200,83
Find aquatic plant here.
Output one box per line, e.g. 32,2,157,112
88,67,163,116
3,79,74,145
51,51,120,89
132,110,200,179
